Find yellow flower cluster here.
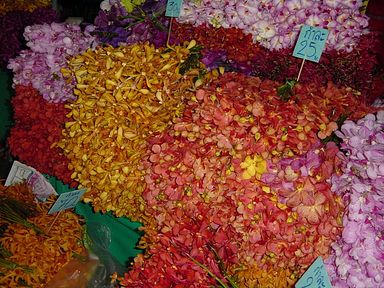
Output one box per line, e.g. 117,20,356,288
230,265,298,288
0,0,51,16
59,41,208,221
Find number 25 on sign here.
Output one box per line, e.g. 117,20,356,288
293,25,328,63
293,25,328,81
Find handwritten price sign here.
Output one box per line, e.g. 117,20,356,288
293,25,329,63
165,0,183,17
295,257,332,288
5,161,35,186
48,189,86,214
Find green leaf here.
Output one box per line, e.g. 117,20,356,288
179,45,203,75
277,79,297,101
320,113,349,145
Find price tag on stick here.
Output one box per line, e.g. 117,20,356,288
165,0,183,17
293,25,328,62
293,25,328,81
48,189,86,214
295,257,332,288
165,0,183,46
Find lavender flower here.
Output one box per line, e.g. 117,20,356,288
177,0,369,51
7,23,95,103
326,111,384,287
92,0,168,47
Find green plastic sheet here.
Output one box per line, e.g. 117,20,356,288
0,69,13,144
46,175,143,267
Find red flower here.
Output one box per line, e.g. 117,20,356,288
8,85,75,186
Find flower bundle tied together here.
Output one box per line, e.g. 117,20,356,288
0,183,86,288
7,85,74,185
177,0,369,51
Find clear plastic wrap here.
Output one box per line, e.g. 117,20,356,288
46,221,125,288
85,221,126,288
45,256,99,288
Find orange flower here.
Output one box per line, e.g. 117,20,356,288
295,192,327,224
317,121,338,140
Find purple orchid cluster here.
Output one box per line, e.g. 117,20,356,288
7,22,95,103
89,0,168,47
326,111,384,287
0,7,58,68
177,0,369,51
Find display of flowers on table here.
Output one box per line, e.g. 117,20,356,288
89,0,384,104
3,0,384,287
119,72,376,287
58,41,210,220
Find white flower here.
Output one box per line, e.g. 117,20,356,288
306,14,322,26
208,9,225,28
236,2,259,26
324,0,340,9
286,0,302,11
100,0,112,10
258,21,277,39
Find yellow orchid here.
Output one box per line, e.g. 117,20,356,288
240,154,267,180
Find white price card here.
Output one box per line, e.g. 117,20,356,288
48,189,86,214
5,161,56,201
5,161,35,186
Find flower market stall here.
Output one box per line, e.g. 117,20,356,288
1,0,384,287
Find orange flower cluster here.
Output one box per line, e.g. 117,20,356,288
0,183,86,287
122,73,373,286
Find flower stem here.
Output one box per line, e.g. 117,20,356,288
186,254,229,288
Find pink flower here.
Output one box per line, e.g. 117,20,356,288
295,192,326,224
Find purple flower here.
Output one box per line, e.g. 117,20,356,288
327,112,384,287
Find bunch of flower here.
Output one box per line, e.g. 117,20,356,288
120,73,373,286
7,85,74,185
0,0,51,16
326,111,384,287
177,0,369,51
90,0,168,47
0,7,58,68
7,22,95,103
0,183,86,287
58,41,210,219
171,22,384,104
